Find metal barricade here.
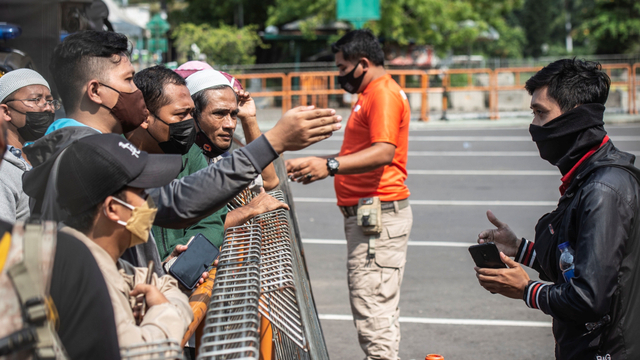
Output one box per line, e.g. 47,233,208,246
120,340,183,360
198,225,262,360
255,208,305,350
198,165,330,360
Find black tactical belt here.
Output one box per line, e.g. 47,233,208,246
340,198,409,218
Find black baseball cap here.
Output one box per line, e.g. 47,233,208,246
24,133,182,215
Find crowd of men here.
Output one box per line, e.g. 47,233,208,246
0,29,341,359
0,27,639,360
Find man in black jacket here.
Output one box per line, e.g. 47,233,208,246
475,59,640,360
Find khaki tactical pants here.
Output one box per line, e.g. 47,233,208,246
344,205,412,360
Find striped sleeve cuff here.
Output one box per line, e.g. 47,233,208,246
523,280,548,309
515,238,536,267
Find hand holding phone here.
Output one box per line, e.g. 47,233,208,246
469,243,508,269
167,234,220,290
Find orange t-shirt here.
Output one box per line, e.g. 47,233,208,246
334,74,411,206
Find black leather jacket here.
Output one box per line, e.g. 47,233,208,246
518,141,640,360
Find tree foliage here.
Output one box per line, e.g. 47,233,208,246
578,0,640,54
172,23,266,65
265,0,525,57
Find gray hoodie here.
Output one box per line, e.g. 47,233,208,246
0,146,31,223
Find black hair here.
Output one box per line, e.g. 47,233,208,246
133,65,187,115
192,85,237,122
525,58,611,112
331,29,385,66
49,30,130,112
64,189,126,234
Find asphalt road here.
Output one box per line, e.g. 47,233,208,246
283,122,640,360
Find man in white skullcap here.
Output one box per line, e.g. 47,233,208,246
0,68,60,222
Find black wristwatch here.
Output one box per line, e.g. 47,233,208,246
326,158,339,176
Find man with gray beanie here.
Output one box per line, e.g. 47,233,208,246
0,68,59,222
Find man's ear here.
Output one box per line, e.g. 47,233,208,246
102,196,121,222
0,104,12,122
360,58,371,72
139,113,152,130
86,80,104,105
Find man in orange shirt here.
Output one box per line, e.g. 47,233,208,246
286,29,412,360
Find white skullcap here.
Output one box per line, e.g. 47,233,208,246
0,68,50,104
186,69,234,96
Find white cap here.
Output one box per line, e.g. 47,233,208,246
186,69,234,96
0,69,50,104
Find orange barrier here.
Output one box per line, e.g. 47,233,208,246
228,63,640,122
493,67,541,120
633,63,638,114
601,64,633,114
233,73,289,115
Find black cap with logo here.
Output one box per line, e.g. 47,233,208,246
24,133,182,215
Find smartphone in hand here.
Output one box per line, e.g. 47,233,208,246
469,243,507,269
167,234,220,290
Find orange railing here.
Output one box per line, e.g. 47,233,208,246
631,63,639,115
601,64,634,115
228,63,640,121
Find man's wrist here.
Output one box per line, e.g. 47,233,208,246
239,114,258,124
263,130,284,154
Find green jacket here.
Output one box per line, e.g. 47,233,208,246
152,144,228,260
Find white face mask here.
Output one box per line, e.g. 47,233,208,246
107,196,157,248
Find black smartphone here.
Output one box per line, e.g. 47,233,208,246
468,243,507,269
167,234,220,290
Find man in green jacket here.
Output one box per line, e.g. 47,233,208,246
128,65,287,260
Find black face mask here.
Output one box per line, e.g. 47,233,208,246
529,103,607,174
194,117,229,158
337,62,366,94
148,115,196,155
7,105,54,141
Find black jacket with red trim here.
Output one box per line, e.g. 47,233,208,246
515,141,640,360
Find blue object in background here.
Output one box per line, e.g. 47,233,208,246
0,23,22,40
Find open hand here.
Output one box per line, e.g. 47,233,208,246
475,252,530,299
477,210,520,257
265,106,342,153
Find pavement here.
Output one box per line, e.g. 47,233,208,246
280,120,640,360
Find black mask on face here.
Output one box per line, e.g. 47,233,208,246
194,117,229,158
337,62,366,94
148,115,196,155
6,105,54,141
529,103,607,174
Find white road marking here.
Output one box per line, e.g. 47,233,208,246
408,170,558,176
318,314,552,328
322,135,640,142
303,239,475,247
294,198,557,206
291,150,640,157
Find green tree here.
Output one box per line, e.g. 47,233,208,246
172,23,266,65
578,0,640,54
266,0,525,57
170,0,274,29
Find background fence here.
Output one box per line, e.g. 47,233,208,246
228,63,640,121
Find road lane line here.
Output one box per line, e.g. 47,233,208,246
290,150,640,157
294,198,557,206
322,135,640,142
318,314,551,327
303,239,475,247
407,170,558,176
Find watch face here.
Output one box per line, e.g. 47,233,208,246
328,158,339,170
